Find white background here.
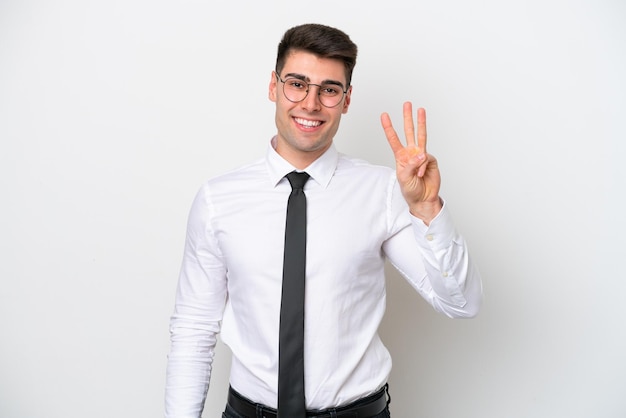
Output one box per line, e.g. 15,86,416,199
1,0,625,417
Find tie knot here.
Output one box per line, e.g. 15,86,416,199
286,171,310,190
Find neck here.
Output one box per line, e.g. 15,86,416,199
274,139,330,170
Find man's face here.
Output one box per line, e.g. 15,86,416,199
269,50,352,168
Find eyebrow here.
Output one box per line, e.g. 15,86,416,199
284,72,346,89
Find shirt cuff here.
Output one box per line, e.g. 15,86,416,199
410,198,456,250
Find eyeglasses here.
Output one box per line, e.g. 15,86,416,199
275,73,348,108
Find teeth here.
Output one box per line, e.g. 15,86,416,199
295,117,321,127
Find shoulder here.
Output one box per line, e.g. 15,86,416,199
328,153,399,201
203,157,266,188
336,152,395,181
189,158,269,209
188,157,272,222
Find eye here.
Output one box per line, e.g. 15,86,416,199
320,85,341,96
286,79,306,89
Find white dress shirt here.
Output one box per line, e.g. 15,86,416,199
165,138,482,417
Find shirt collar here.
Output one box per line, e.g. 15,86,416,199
266,136,338,189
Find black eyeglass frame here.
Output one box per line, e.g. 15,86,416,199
274,72,349,108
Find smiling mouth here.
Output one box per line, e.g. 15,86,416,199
294,117,323,128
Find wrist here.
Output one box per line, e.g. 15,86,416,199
409,198,443,226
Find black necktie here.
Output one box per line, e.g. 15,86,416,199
278,171,310,418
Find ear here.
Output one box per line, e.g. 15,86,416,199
341,85,352,114
269,71,278,102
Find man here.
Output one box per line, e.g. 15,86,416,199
165,23,482,418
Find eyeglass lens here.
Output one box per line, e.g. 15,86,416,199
281,78,345,108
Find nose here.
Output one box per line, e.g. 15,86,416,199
300,84,322,111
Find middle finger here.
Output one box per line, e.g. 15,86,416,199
402,101,416,148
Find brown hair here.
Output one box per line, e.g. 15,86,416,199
275,24,358,86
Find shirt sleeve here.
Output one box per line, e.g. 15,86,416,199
382,179,483,318
165,183,228,418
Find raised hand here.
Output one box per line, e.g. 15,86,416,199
381,102,442,224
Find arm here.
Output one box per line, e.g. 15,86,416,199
165,184,228,418
383,191,483,317
381,103,482,317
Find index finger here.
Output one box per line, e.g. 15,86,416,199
380,112,404,155
417,107,427,153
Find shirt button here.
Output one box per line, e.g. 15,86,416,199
426,234,434,241
442,271,449,277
